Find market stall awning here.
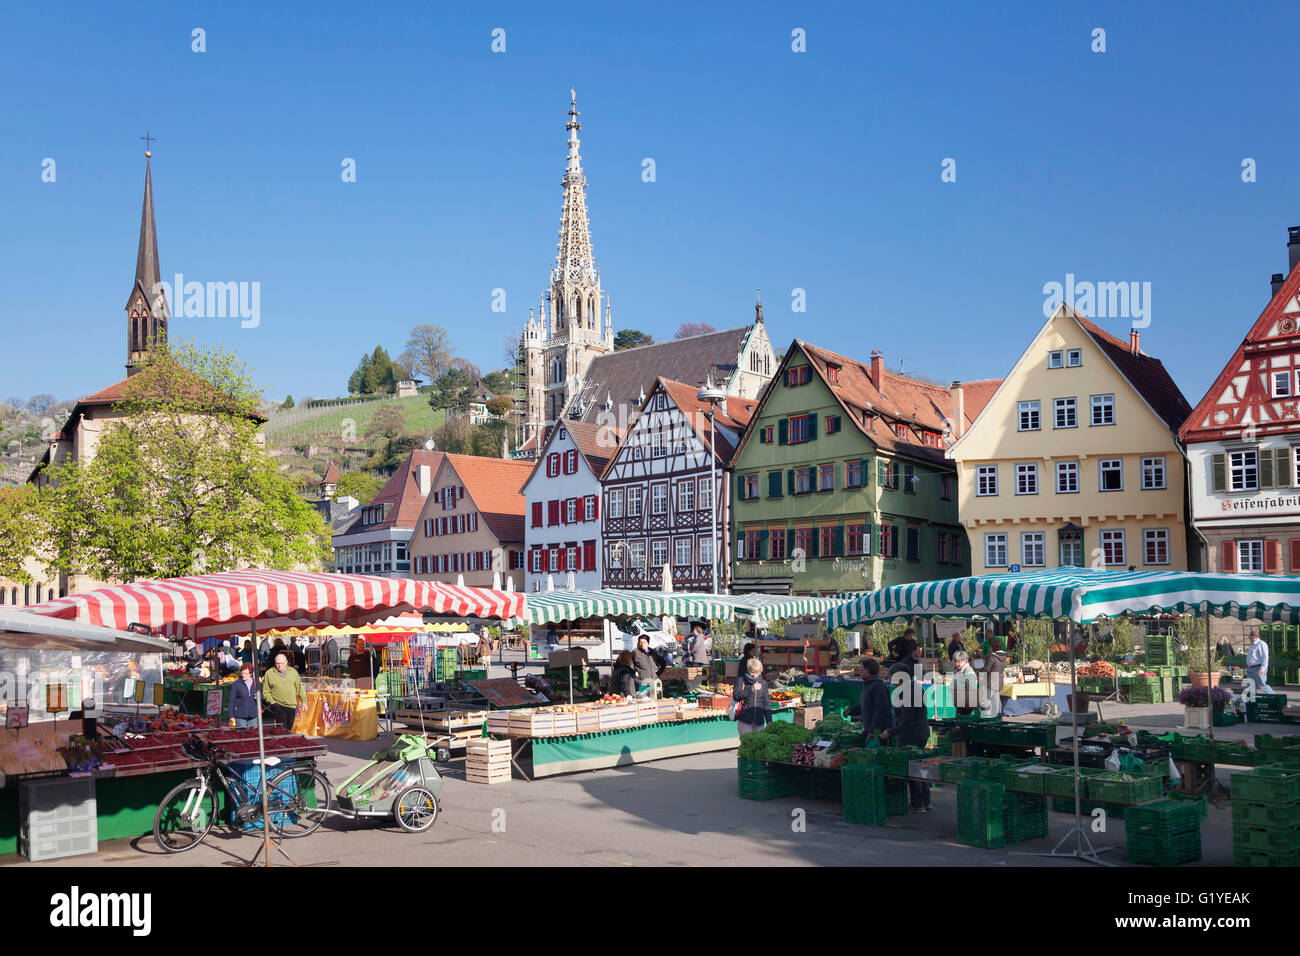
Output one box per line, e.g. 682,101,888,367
23,570,526,640
522,588,849,627
825,568,1300,628
0,608,171,653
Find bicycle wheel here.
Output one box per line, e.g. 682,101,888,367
393,787,438,832
266,765,332,838
154,778,218,853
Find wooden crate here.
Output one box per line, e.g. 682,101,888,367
465,766,512,785
507,710,556,737
656,699,680,721
485,712,511,736
635,701,660,725
431,709,488,732
466,737,511,757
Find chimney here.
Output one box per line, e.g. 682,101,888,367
1129,329,1139,355
1272,273,1286,298
870,350,884,392
416,464,431,496
950,381,965,439
1290,226,1300,275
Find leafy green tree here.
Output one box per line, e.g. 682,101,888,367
35,339,330,582
0,487,41,583
485,396,513,417
400,325,452,384
431,417,473,455
282,395,295,409
471,419,508,458
429,367,474,411
615,329,653,351
336,471,383,505
480,371,511,394
348,353,371,395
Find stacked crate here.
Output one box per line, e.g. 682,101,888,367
1144,634,1175,667
1125,799,1203,866
957,780,1006,848
1232,767,1300,866
19,778,97,862
1246,693,1289,723
738,758,796,802
465,737,512,785
1004,791,1049,843
842,764,906,824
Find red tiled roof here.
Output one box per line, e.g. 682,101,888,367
1072,311,1192,432
442,453,535,543
337,449,444,536
322,461,341,485
564,420,623,475
657,378,757,464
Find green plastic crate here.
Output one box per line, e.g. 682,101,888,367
1233,845,1300,867
1231,767,1300,805
1127,828,1201,866
739,773,796,802
939,757,985,784
1163,792,1209,822
1215,741,1256,766
1042,766,1104,798
1009,765,1055,794
842,764,887,825
1086,773,1164,805
1126,799,1202,837
1051,796,1125,818
1253,734,1300,752
957,781,1006,849
1233,822,1300,853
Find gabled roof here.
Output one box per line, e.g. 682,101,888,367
656,378,757,464
336,449,444,537
571,326,752,423
793,341,999,465
441,453,534,543
1073,313,1191,432
322,461,341,485
1180,257,1300,442
521,420,624,494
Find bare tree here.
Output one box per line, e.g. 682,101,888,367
400,325,452,385
674,323,717,340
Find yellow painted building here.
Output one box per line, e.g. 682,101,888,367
949,306,1195,574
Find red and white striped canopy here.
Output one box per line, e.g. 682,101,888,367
23,570,525,641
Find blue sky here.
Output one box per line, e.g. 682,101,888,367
1,1,1297,406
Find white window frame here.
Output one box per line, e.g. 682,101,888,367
1048,350,1063,369
1017,400,1041,431
651,539,668,568
608,542,624,569
678,480,695,511
976,464,998,497
698,536,714,567
565,545,578,570
565,499,577,523
1015,462,1038,495
984,533,1008,568
531,549,543,573
1056,460,1079,494
698,477,713,512
608,488,625,519
1054,397,1077,429
1273,370,1293,398
1237,539,1264,573
1090,393,1115,427
628,541,646,569
652,431,667,458
1066,349,1083,367
1143,528,1170,566
651,483,668,515
1021,532,1046,567
584,496,596,521
1229,449,1259,492
1060,537,1083,568
1100,529,1126,566
674,538,692,567
548,548,560,572
627,487,643,517
1099,458,1124,492
1141,455,1166,490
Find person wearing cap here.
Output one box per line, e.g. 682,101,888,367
685,623,711,667
1247,630,1273,695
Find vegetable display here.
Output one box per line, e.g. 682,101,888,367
736,721,814,762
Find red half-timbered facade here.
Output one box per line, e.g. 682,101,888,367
600,378,755,591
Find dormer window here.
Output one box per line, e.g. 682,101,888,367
827,364,841,384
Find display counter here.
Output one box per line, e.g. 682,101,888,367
522,713,738,777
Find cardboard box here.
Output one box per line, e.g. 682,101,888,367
794,706,823,729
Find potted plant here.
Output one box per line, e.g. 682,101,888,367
1175,617,1222,690
1178,684,1231,730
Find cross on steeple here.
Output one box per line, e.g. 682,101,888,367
140,130,157,155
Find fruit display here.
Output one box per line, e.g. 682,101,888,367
53,723,324,777
1077,662,1116,678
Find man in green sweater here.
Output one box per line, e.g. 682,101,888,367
263,652,306,730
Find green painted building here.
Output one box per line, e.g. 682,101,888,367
730,340,997,596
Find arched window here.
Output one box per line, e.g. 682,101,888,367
23,585,30,605
10,588,16,604
0,589,5,605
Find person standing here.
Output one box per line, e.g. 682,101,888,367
981,639,1007,717
1247,630,1274,695
888,628,917,663
349,637,378,690
685,624,711,667
732,658,773,736
289,636,306,672
228,663,260,729
611,651,638,697
632,635,658,696
946,632,965,663
952,650,980,715
847,658,893,738
239,639,255,666
882,643,932,811
262,652,305,730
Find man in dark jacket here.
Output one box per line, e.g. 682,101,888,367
612,651,638,697
631,635,658,695
981,639,1007,716
947,633,965,662
888,628,916,663
882,643,931,811
847,658,892,737
731,658,773,735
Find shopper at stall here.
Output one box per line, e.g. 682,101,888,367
739,642,759,675
229,663,260,729
612,651,638,697
262,652,306,730
888,628,917,663
732,658,773,736
240,639,255,666
685,624,711,667
632,635,658,695
946,633,965,662
289,636,307,672
981,639,1007,717
1247,629,1274,694
477,628,495,662
1005,625,1019,659
322,633,342,677
846,658,892,737
216,641,241,676
882,643,931,811
952,650,980,715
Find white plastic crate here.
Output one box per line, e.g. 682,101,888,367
21,830,98,862
23,815,95,843
20,777,96,821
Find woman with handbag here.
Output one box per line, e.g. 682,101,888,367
731,658,772,736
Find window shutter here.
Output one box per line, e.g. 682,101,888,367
787,469,795,494
1261,451,1276,489
1277,447,1293,488
736,530,744,554
548,500,559,525
470,513,478,532
863,524,873,554
1265,539,1281,573
584,540,596,571
768,472,782,498
808,414,818,440
759,429,767,444
1211,453,1226,493
532,502,542,527
808,530,819,558
1291,538,1300,572
758,530,769,560
778,419,788,445
594,495,601,519
736,474,746,501
1221,541,1236,572
878,459,887,487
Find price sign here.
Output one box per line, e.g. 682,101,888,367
205,689,222,717
6,705,29,729
153,683,165,706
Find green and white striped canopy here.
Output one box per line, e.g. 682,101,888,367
522,589,853,627
825,569,1300,629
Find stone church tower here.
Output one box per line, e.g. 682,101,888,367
125,149,169,376
523,92,613,445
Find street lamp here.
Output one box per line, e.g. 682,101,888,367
697,375,727,595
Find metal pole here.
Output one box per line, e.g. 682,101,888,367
1203,606,1217,797
1069,620,1082,854
710,407,718,595
252,619,273,865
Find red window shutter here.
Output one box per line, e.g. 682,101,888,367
584,540,596,571
1221,541,1236,573
1291,538,1300,572
532,502,542,527
594,495,601,519
548,500,559,525
1265,539,1281,574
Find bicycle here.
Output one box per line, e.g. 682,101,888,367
153,733,333,853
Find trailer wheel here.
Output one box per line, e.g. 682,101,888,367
394,787,438,832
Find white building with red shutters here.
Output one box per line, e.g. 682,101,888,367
1180,227,1300,575
522,421,621,592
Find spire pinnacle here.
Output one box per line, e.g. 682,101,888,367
136,154,163,304
755,288,763,323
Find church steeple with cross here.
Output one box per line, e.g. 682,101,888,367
125,136,169,376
